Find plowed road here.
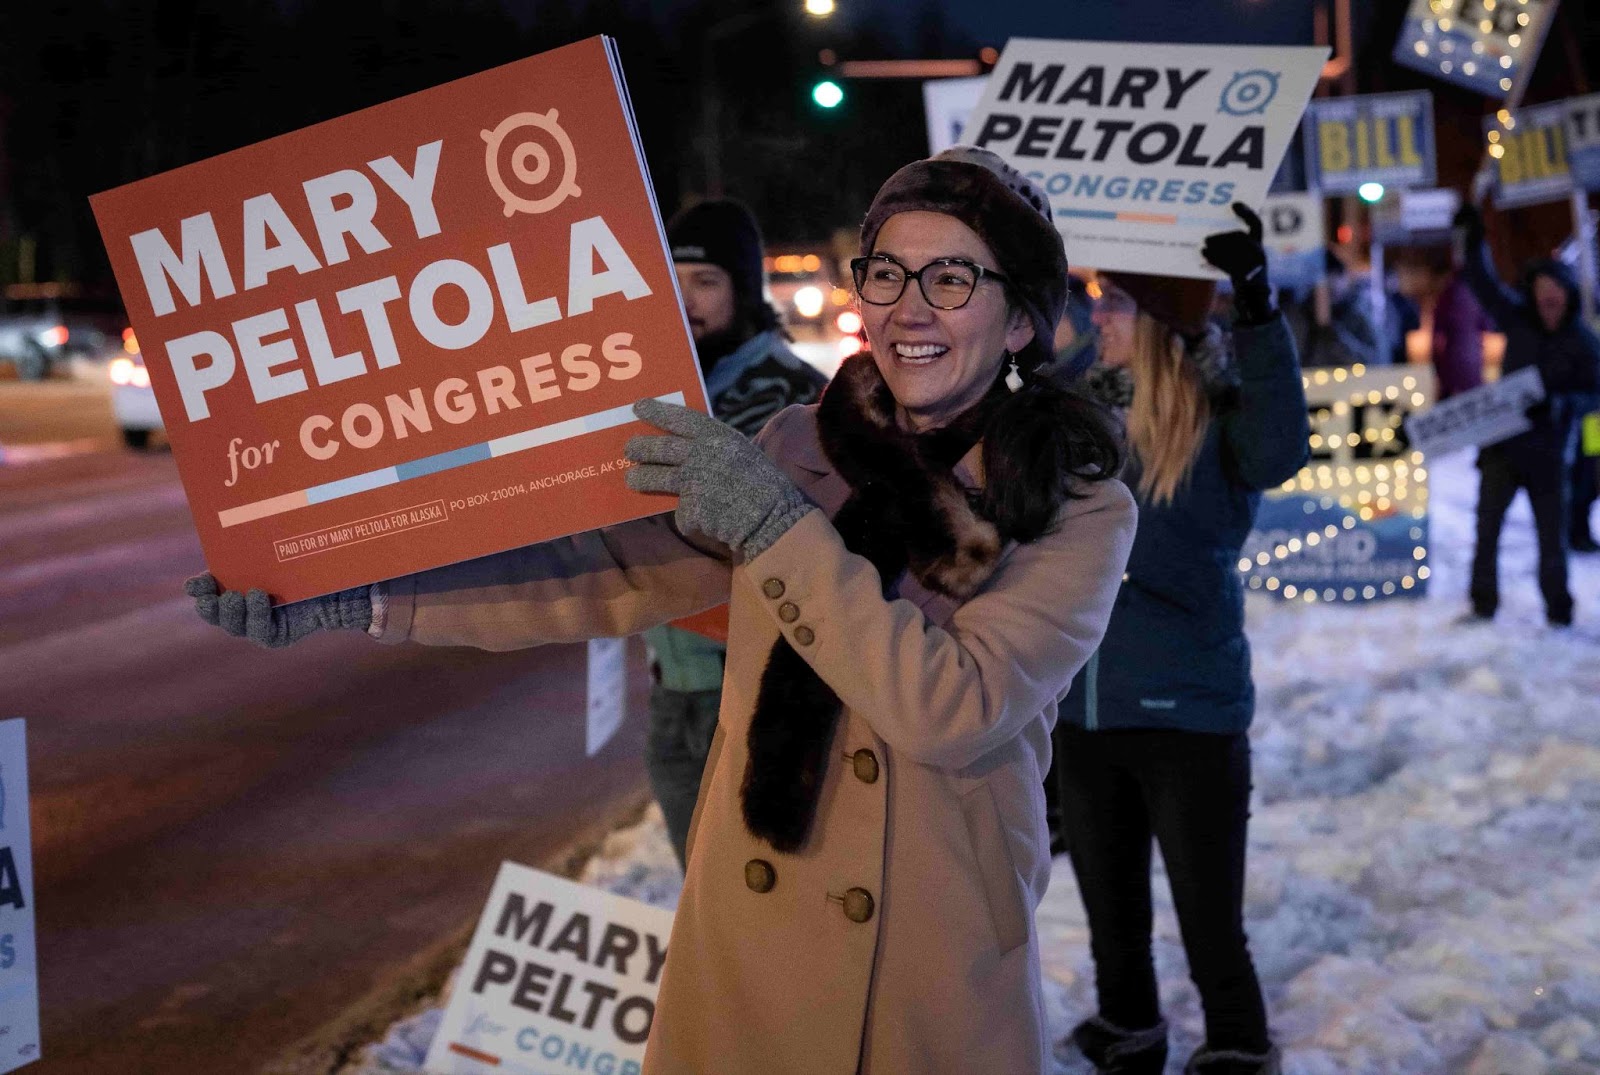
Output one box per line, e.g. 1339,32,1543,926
0,379,653,1074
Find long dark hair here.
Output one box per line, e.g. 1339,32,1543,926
931,355,1124,546
979,368,1124,543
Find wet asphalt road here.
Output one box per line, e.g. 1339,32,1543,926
0,378,653,1073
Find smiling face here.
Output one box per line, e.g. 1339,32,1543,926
860,211,1033,432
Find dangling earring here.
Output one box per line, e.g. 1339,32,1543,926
1004,352,1024,393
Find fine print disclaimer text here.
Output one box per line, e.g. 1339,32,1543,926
274,499,449,561
447,454,633,513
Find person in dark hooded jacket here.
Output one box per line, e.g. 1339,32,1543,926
1454,203,1600,626
1056,206,1309,1075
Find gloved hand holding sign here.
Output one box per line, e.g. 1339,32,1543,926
185,573,372,649
624,398,815,561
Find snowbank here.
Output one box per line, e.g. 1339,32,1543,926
352,451,1600,1074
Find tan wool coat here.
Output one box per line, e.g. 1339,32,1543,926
375,403,1137,1074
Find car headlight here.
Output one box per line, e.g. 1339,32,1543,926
793,286,825,319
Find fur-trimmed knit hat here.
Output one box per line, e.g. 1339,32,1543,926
860,146,1068,373
1097,271,1218,339
667,198,766,322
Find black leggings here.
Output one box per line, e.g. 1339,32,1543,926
1055,725,1270,1053
1471,446,1572,622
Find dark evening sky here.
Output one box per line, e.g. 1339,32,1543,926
486,0,1318,48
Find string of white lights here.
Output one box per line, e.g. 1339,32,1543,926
1239,365,1434,603
1408,0,1535,94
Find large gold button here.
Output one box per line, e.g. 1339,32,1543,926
744,859,776,893
762,578,786,599
849,748,879,784
778,601,800,623
794,625,815,646
843,888,875,923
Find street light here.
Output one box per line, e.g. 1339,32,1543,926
804,0,836,15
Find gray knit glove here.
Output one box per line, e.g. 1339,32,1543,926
625,398,814,560
184,573,372,648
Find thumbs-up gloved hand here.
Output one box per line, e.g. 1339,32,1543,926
624,397,814,561
185,573,373,648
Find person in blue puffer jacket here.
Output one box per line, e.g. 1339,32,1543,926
1056,206,1310,1075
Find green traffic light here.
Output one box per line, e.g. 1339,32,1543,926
1358,182,1385,204
812,80,844,109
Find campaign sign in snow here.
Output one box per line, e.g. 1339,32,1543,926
1305,91,1436,195
1244,365,1435,603
426,861,673,1075
1390,0,1557,99
90,37,703,604
1561,92,1600,191
584,638,627,758
966,40,1326,279
1405,366,1544,459
1261,191,1325,290
1485,99,1571,209
0,721,39,1073
922,76,988,155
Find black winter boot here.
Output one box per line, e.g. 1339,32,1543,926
1184,1043,1282,1075
1069,1015,1168,1074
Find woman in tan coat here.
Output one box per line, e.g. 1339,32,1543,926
189,147,1137,1073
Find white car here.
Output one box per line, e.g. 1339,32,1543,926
0,287,128,380
108,348,162,449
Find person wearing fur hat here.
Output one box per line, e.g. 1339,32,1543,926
1056,205,1310,1075
185,146,1135,1072
643,198,827,871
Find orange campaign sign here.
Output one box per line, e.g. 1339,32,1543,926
90,37,704,604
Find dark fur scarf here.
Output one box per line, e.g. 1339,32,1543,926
740,354,1008,852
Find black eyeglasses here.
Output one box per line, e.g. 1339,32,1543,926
850,255,1009,310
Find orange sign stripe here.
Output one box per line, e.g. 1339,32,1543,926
448,1042,501,1065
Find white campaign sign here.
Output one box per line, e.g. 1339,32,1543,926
1565,92,1600,191
967,39,1326,278
922,76,988,154
1261,190,1325,289
1374,187,1460,244
584,638,627,759
426,861,675,1075
0,720,38,1073
1405,367,1545,459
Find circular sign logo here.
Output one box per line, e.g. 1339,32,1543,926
481,109,582,217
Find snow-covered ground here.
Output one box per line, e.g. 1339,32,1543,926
352,451,1600,1075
